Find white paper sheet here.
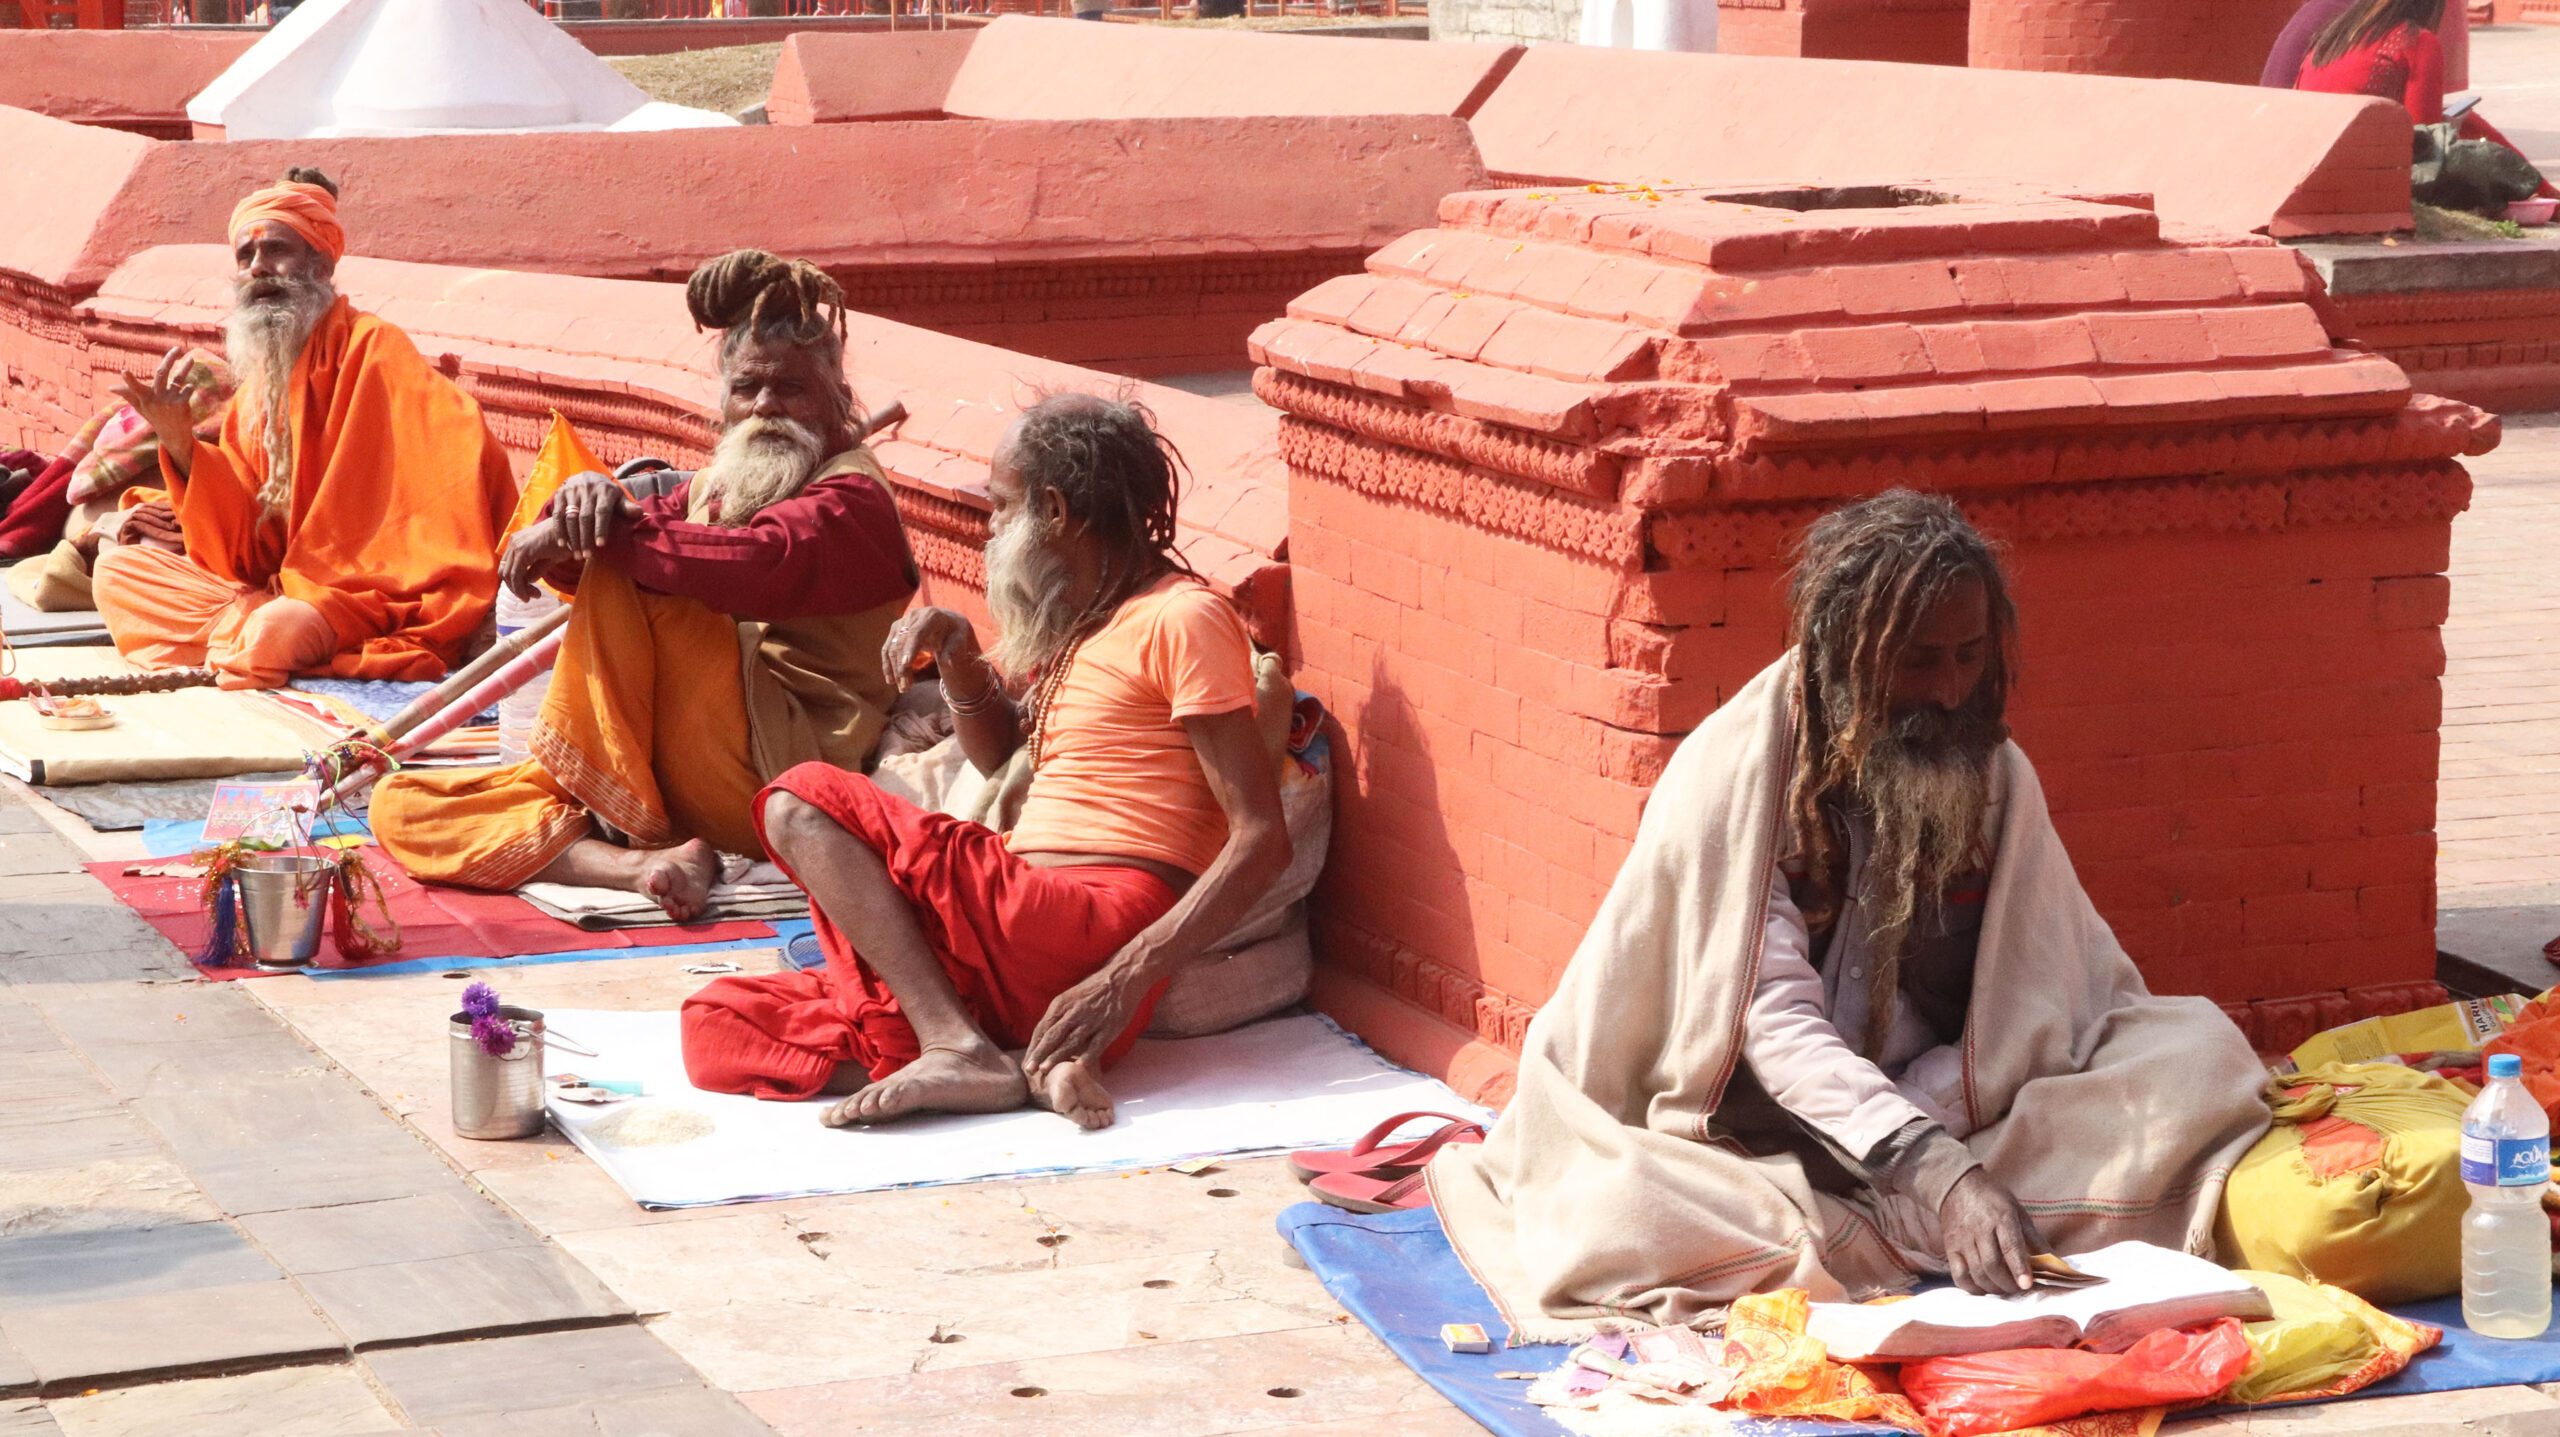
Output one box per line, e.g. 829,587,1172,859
540,1009,1489,1208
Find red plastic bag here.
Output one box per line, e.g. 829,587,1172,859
1899,1320,2256,1437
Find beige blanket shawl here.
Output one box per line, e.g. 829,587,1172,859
1430,654,2271,1343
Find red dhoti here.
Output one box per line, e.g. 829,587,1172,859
681,765,1178,1100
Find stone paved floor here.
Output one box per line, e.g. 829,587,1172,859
2432,412,2560,988
9,33,2560,1437
2470,24,2560,176
0,786,768,1436
0,781,1468,1436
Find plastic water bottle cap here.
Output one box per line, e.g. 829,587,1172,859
2490,1053,2524,1079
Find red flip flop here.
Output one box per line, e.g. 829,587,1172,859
1287,1112,1484,1184
1310,1167,1435,1214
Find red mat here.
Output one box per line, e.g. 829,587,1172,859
91,853,777,979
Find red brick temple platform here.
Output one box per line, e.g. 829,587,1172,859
1251,183,2501,1094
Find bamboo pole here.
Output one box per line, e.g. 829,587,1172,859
360,602,573,751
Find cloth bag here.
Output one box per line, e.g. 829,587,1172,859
2214,1062,2474,1303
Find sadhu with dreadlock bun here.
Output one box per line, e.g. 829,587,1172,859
680,392,1292,1134
372,249,920,922
1432,489,2269,1335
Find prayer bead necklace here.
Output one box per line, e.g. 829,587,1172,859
1022,633,1090,772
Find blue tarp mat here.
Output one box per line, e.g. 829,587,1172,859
303,917,816,980
288,677,493,726
144,815,368,855
1280,1203,2560,1437
1279,1204,1900,1437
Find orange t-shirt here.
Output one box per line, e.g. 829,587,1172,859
1007,574,1257,875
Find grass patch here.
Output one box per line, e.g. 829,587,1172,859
607,42,784,117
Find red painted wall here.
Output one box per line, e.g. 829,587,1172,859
766,30,976,123
0,29,251,134
0,244,1288,641
1969,0,2306,84
1715,0,1970,66
938,15,1521,121
1251,184,2492,1096
0,106,1484,376
1467,46,2415,239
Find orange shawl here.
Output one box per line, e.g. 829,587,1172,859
159,298,514,680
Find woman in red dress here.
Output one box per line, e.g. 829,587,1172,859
2295,0,2447,121
2295,0,2555,203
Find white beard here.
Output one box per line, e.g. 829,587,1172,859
222,273,333,522
984,505,1080,682
692,415,825,527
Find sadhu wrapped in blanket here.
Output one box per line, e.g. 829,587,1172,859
1431,492,2273,1340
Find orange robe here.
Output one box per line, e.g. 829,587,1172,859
372,449,918,890
93,297,514,687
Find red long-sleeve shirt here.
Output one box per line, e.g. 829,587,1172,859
560,460,918,624
2297,22,2444,123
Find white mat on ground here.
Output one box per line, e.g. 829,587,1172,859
540,1008,1488,1208
518,874,809,930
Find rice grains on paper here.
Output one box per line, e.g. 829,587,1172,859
586,1103,716,1148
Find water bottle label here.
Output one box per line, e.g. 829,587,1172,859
2461,1133,2551,1186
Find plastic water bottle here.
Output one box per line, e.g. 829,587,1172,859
493,586,562,766
2461,1052,2553,1339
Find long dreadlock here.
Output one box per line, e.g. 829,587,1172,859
1008,391,1199,631
686,249,852,425
1784,491,2017,1054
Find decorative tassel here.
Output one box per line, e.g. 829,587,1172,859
324,848,402,963
197,873,242,968
190,840,264,969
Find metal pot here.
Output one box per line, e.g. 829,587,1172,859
236,851,333,969
449,1005,547,1140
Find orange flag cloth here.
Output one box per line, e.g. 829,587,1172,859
158,296,514,680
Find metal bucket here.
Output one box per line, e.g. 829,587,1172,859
236,852,333,969
449,1005,547,1140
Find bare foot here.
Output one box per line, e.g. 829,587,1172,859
636,839,719,921
1032,1056,1115,1130
824,1043,1027,1127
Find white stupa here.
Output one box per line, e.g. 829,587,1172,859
188,0,738,140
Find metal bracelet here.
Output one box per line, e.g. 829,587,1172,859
943,674,1003,716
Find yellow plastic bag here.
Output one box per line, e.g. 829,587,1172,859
2227,1270,2442,1404
2214,1062,2474,1303
2289,991,2535,1069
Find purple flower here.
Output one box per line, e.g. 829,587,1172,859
461,981,501,1019
471,1012,517,1057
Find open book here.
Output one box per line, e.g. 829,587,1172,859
1804,1241,2272,1361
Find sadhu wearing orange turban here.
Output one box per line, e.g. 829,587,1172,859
95,167,513,688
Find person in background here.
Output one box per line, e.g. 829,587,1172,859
2260,0,2356,89
2294,0,2450,121
2287,0,2554,203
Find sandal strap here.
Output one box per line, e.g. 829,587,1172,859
1345,1109,1474,1159
1386,1119,1485,1169
1374,1170,1432,1205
